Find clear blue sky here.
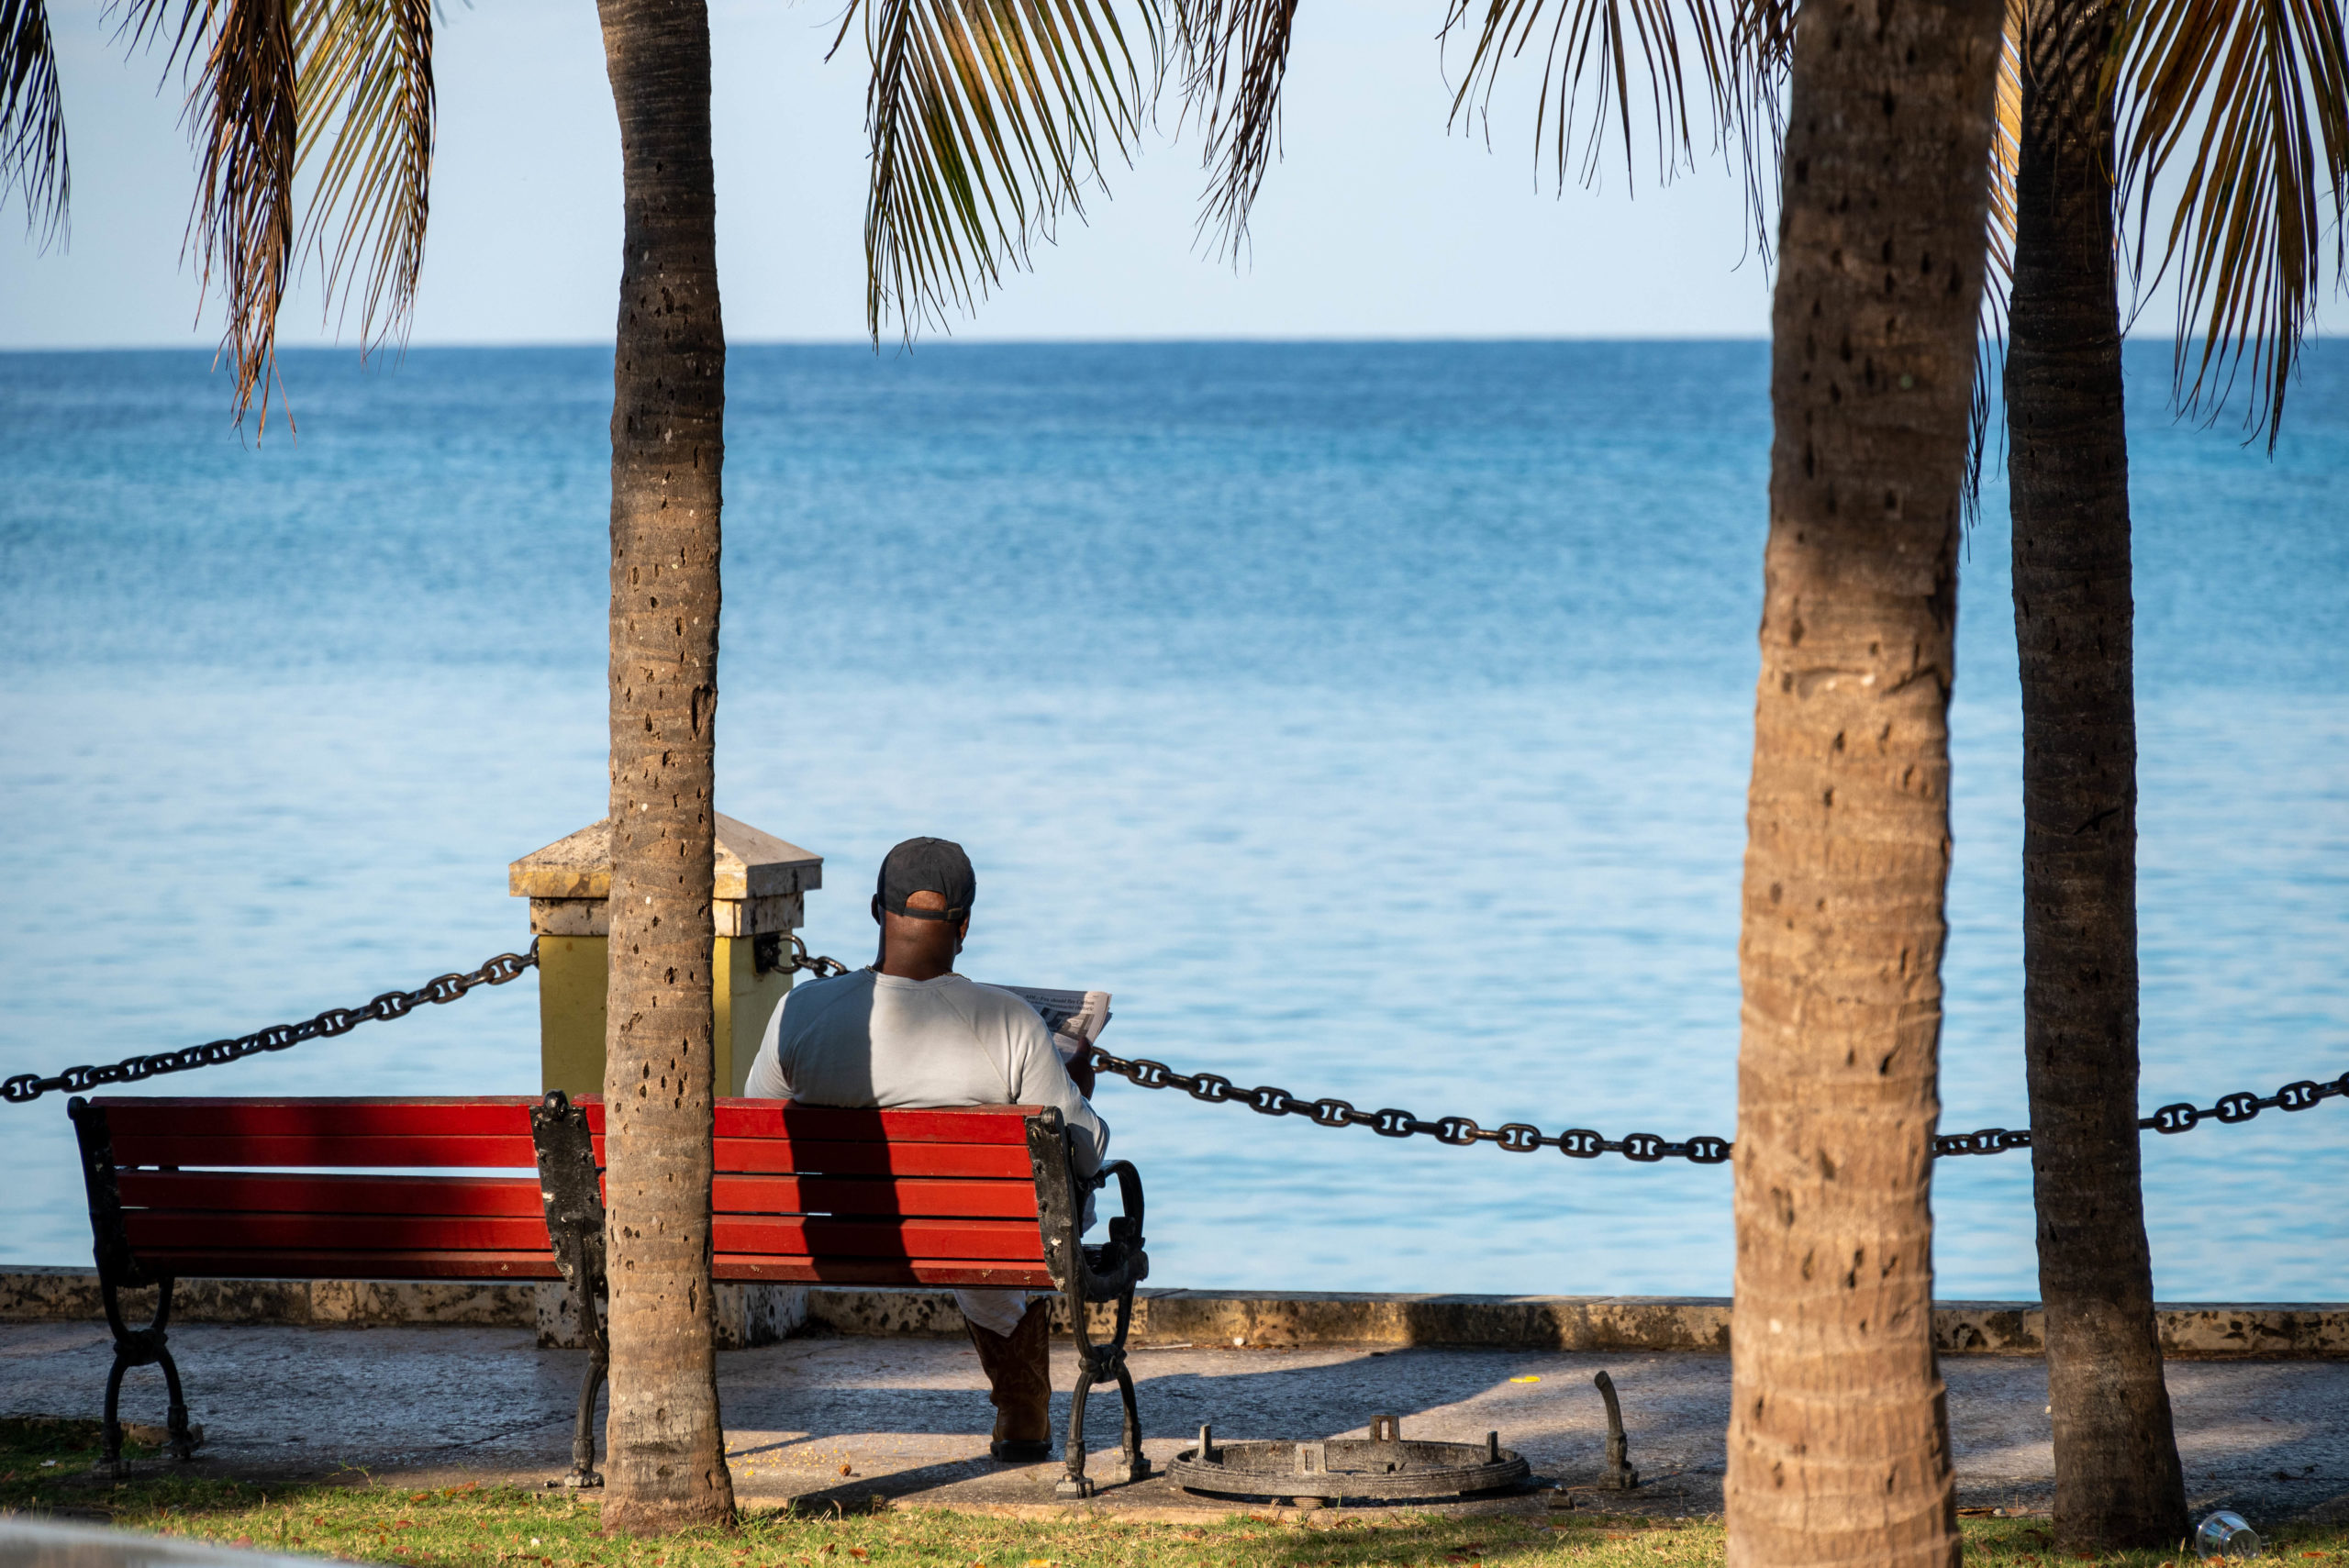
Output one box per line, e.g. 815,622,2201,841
3,0,2332,350
4,0,1786,348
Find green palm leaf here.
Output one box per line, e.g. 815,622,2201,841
117,0,430,424
1,0,68,242
852,0,1166,336
293,0,434,359
2110,0,2349,441
1443,0,1735,194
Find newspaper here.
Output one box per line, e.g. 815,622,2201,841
991,985,1112,1065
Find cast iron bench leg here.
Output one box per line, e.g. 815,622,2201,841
533,1091,609,1490
1060,1359,1098,1496
97,1276,195,1477
1113,1361,1146,1483
570,1323,607,1488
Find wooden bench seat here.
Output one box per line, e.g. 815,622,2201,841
70,1090,1148,1497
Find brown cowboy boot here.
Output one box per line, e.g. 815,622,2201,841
965,1298,1054,1462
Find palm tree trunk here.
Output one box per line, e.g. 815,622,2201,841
2005,0,2188,1546
595,0,734,1535
1725,3,2002,1565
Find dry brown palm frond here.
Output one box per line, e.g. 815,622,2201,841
118,0,299,427
852,0,1166,338
191,0,297,427
1172,0,1295,259
293,0,433,357
1442,0,1735,196
1721,0,1788,256
2110,0,2349,443
1,0,68,242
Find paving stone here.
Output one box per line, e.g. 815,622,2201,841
5,1323,2345,1526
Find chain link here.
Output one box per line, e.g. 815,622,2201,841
1081,1047,2349,1166
2,942,550,1106
760,933,851,983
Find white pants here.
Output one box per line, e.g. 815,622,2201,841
954,1288,1036,1338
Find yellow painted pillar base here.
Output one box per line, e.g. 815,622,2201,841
536,935,792,1099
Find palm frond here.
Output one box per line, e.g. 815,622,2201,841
1442,0,1735,195
1172,0,1296,259
1967,0,2027,513
191,0,297,427
293,0,434,356
853,0,1166,338
1722,0,1788,256
1,0,68,243
2110,0,2349,443
118,0,299,426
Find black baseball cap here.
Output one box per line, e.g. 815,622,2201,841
874,837,975,924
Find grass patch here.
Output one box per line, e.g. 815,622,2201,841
3,1429,2343,1568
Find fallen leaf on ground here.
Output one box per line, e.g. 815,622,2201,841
1510,1376,1541,1384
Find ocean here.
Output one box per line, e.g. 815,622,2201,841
2,340,2343,1299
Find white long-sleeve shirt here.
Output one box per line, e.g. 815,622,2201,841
742,967,1108,1173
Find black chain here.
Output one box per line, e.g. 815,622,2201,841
1,942,546,1106
14,928,2343,1170
1080,1046,1732,1163
1935,1070,2349,1156
0,934,864,1108
1082,1047,2349,1165
758,933,851,983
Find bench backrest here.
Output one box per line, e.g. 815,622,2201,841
78,1095,1063,1293
78,1096,558,1283
572,1097,1059,1290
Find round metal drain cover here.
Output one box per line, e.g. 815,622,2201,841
1168,1415,1530,1502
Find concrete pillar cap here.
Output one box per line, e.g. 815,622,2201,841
509,814,823,938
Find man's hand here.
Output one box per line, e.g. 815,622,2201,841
1068,1052,1097,1099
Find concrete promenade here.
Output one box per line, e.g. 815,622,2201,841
5,1315,2346,1527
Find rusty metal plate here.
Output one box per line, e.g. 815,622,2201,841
1166,1415,1531,1502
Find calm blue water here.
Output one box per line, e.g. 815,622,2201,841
2,341,2343,1299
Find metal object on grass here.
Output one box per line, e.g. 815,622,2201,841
1166,1413,1530,1503
1594,1371,1638,1491
2195,1510,2263,1560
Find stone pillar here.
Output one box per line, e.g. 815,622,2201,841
508,814,824,1098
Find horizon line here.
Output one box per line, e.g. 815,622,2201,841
6,329,2311,354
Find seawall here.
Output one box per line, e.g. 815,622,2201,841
3,1268,2342,1359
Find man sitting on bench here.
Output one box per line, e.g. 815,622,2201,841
743,836,1107,1463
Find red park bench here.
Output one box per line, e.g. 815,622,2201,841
67,1092,1149,1497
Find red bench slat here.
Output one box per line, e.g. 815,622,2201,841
711,1101,1039,1143
94,1098,540,1138
564,1098,1038,1144
118,1173,544,1218
713,1256,1058,1287
710,1140,1031,1178
711,1216,1045,1262
123,1212,554,1253
130,1250,562,1281
110,1137,1024,1179
106,1134,540,1170
711,1174,1038,1219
